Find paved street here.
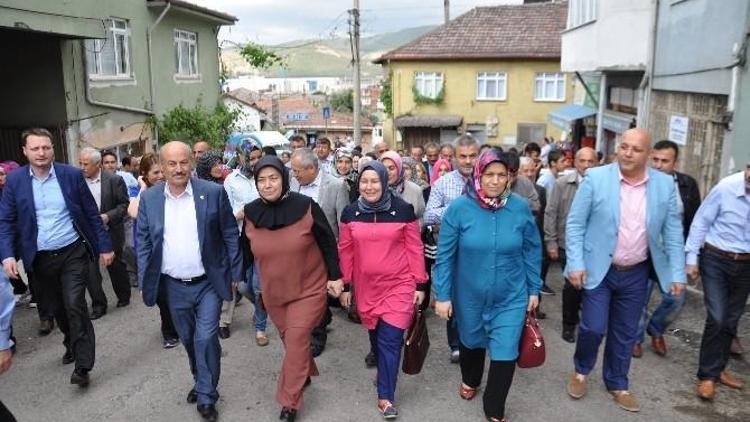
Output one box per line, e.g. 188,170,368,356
1,266,749,422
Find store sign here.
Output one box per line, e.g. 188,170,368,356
285,112,309,121
668,115,689,146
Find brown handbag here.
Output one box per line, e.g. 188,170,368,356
402,305,430,375
517,310,545,368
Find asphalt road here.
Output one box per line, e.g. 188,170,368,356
1,265,748,422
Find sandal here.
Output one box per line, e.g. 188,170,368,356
486,418,509,422
459,383,478,400
377,400,398,419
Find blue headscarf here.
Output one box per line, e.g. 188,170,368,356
357,161,392,214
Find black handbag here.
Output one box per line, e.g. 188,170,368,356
402,305,430,375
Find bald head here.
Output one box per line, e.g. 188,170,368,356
574,147,598,176
193,141,210,159
160,141,192,191
373,142,389,158
617,128,652,179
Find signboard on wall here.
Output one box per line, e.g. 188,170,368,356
669,115,689,146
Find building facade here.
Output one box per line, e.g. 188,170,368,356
375,2,571,150
0,0,235,164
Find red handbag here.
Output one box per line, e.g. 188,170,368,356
517,310,545,368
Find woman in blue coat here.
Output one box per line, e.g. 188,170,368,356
434,149,541,422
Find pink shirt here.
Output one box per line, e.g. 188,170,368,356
612,171,649,266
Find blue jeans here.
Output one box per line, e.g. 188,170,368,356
574,263,649,391
237,264,267,332
637,278,686,344
697,249,750,380
368,319,405,402
164,276,223,405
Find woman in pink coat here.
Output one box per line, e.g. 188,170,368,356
338,161,427,419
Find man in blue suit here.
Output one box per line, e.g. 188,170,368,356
137,141,242,422
0,128,114,388
564,128,686,413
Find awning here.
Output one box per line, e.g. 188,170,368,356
602,110,636,134
395,115,463,129
547,104,596,130
0,8,107,39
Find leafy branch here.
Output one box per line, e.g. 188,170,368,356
412,83,445,106
239,42,285,70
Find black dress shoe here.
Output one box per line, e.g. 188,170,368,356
304,377,311,389
116,300,130,308
197,404,218,422
562,326,576,344
279,407,297,421
364,351,377,368
218,326,231,339
187,388,197,404
39,319,54,336
70,369,90,387
62,350,74,365
311,343,324,358
90,310,106,320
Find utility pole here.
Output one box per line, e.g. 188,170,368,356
444,0,450,24
350,0,362,146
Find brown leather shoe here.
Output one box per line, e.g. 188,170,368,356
719,371,744,389
632,343,643,358
567,373,587,399
609,390,640,412
651,336,667,356
696,379,716,400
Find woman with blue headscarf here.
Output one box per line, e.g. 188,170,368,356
338,161,428,419
433,150,541,422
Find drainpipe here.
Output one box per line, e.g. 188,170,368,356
639,0,660,129
147,1,172,147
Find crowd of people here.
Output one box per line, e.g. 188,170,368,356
0,127,748,422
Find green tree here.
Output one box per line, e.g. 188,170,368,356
380,72,393,116
239,42,285,70
329,89,354,112
151,102,240,150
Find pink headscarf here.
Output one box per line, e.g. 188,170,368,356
380,151,405,194
430,158,452,186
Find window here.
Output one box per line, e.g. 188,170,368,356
517,123,546,144
414,72,443,99
476,72,507,100
174,29,199,77
85,18,131,78
534,73,566,102
567,0,597,29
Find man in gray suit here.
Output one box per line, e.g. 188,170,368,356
289,148,349,239
289,148,349,357
79,148,131,318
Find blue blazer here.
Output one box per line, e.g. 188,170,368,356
0,163,112,267
564,164,686,292
136,178,242,307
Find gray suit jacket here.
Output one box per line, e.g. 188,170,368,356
290,171,349,239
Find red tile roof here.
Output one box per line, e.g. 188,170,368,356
254,95,373,130
374,1,567,63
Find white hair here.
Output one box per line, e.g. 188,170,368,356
519,156,534,167
80,147,102,164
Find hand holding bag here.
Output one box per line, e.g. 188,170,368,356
402,304,430,375
517,310,545,368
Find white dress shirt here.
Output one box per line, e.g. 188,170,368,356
161,181,205,279
223,169,259,230
298,170,323,203
85,171,102,210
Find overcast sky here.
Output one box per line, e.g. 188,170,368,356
193,0,524,45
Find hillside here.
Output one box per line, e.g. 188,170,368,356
221,25,436,78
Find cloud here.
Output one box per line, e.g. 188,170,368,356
193,0,524,45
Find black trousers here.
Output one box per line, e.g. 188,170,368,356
459,343,516,419
86,246,131,311
33,240,95,371
0,400,16,422
558,249,582,328
27,271,54,321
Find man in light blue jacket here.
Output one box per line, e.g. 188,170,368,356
564,128,686,413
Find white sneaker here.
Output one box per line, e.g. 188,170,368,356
450,349,460,363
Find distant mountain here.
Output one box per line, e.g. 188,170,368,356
221,25,436,78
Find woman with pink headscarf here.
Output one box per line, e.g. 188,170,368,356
430,158,452,186
379,151,425,221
